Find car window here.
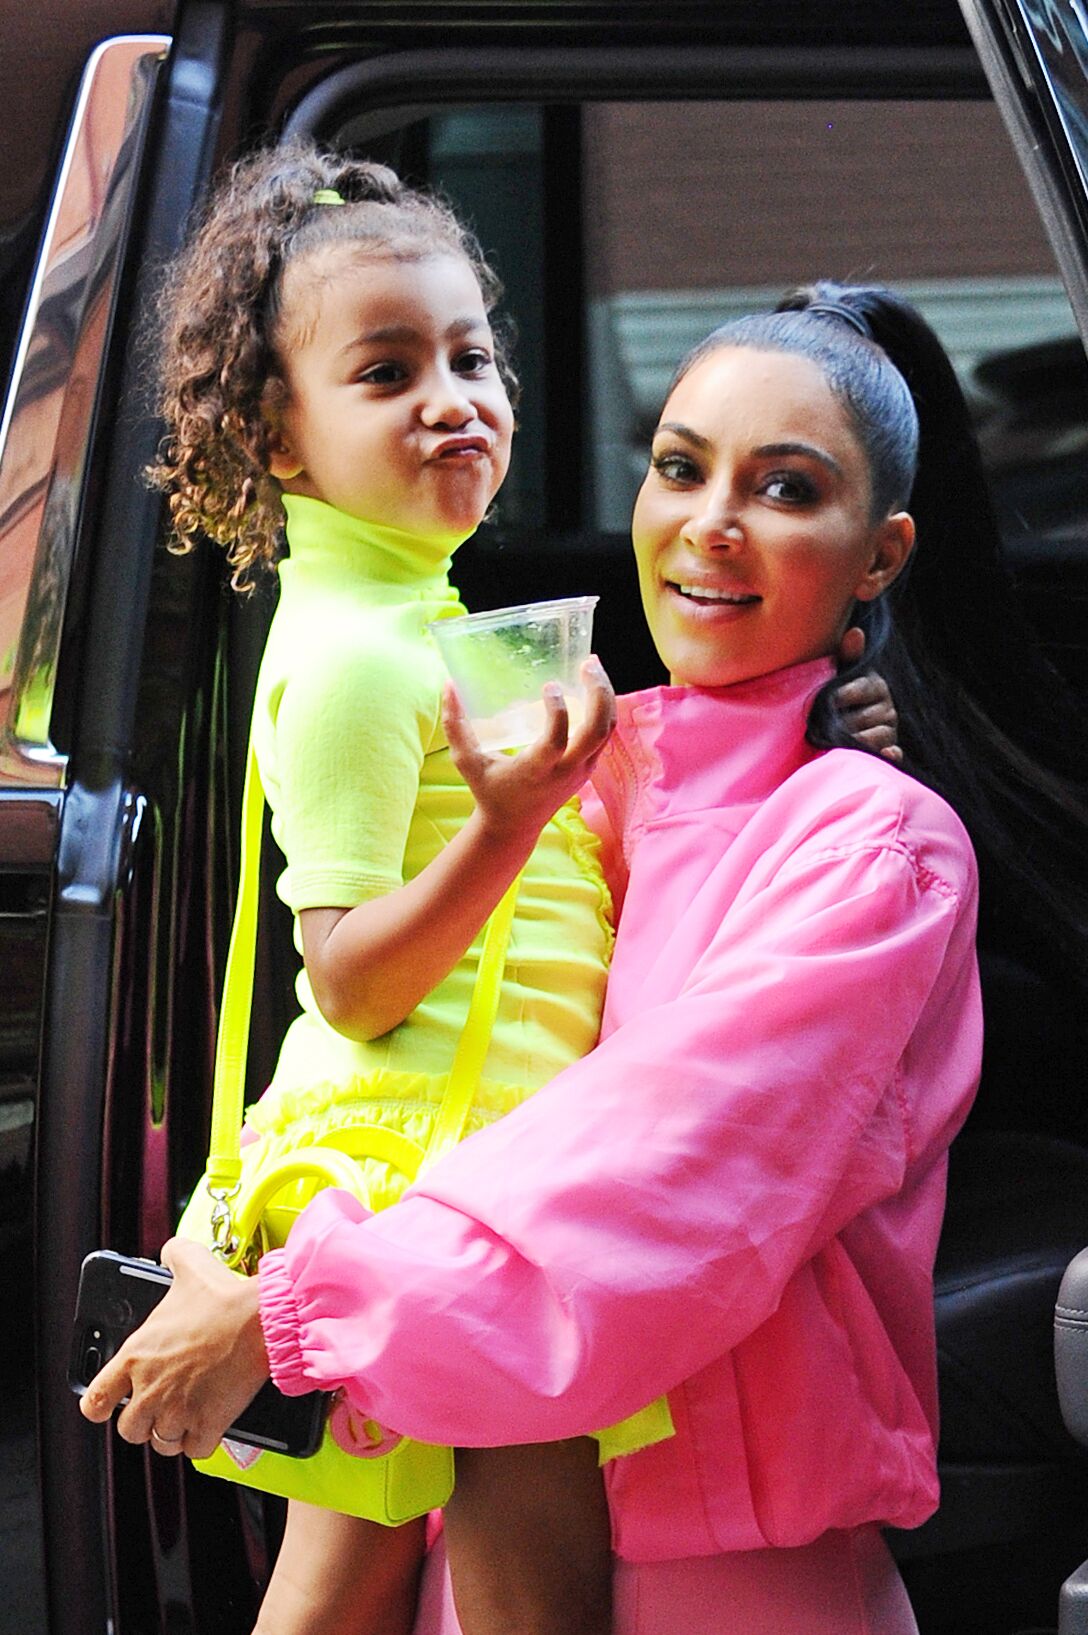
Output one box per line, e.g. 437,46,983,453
580,99,1081,546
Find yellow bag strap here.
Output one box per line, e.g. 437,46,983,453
422,869,519,1169
206,740,265,1195
205,736,521,1196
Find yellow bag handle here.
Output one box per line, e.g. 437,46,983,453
204,732,521,1257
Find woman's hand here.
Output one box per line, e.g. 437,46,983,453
835,626,902,764
443,655,617,843
78,1238,270,1460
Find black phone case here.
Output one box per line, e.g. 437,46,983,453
70,1250,328,1458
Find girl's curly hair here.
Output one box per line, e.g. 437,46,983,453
150,141,513,590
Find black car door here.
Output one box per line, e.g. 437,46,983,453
0,12,230,1633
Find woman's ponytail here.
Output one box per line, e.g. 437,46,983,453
791,281,1088,985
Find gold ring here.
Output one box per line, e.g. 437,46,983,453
150,1428,185,1445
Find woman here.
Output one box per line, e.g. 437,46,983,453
85,282,1078,1631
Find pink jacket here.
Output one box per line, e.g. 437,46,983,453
258,658,982,1560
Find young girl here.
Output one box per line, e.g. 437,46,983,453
152,141,622,1635
85,142,900,1634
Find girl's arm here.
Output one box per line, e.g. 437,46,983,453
302,660,614,1041
835,624,901,762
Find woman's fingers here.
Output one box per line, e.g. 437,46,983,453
79,1350,132,1424
80,1240,269,1458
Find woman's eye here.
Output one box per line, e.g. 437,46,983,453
651,451,701,484
358,361,407,387
453,348,492,375
762,471,818,504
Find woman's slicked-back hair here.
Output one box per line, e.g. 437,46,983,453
149,140,513,588
671,279,1088,985
671,291,920,523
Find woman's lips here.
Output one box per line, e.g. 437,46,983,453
666,580,761,615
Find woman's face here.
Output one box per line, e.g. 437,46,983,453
632,345,913,689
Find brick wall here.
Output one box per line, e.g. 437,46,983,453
583,100,1055,295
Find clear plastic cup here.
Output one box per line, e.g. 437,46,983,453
429,595,599,752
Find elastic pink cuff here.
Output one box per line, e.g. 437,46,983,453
257,1248,313,1396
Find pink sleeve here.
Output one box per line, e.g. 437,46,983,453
258,837,977,1446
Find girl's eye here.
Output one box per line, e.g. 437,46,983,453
453,347,492,375
761,471,818,504
651,450,701,485
358,361,408,387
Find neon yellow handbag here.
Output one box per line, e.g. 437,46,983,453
191,736,521,1524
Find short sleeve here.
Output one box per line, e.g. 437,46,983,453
263,630,440,913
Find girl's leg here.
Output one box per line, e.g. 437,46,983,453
254,1499,427,1635
442,1439,612,1635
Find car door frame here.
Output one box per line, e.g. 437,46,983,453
29,7,231,1633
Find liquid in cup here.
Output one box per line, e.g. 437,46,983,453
429,596,598,752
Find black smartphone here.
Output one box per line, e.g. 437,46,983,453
70,1249,328,1458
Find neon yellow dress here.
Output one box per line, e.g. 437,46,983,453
182,494,671,1460
187,492,611,1217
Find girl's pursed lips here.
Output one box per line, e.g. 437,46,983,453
427,434,491,460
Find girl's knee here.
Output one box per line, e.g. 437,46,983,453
255,1505,426,1635
445,1441,612,1635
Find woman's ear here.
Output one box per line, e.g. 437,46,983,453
853,512,915,603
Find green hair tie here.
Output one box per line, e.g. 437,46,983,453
313,188,345,206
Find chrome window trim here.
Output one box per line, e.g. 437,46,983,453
0,34,169,789
958,0,1088,344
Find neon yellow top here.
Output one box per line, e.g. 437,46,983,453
244,495,613,1210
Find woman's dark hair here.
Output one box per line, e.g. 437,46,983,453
149,141,514,589
680,280,1088,985
672,304,919,522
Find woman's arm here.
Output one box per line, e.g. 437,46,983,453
302,662,614,1039
82,776,978,1453
257,784,980,1447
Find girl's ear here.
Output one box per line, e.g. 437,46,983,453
262,377,304,481
267,435,304,482
853,512,915,603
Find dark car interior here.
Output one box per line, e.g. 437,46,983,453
3,4,1088,1633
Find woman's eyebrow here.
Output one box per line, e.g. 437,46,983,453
755,441,843,477
654,421,712,450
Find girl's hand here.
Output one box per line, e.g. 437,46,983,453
443,655,617,842
835,626,902,764
78,1238,270,1460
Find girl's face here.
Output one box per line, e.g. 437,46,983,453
632,345,914,690
268,248,514,539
